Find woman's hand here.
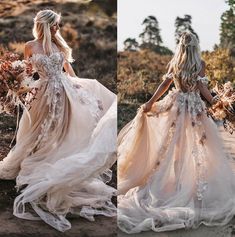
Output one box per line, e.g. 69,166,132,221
143,101,153,113
142,77,173,113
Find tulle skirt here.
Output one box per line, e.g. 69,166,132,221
0,73,117,232
118,88,235,233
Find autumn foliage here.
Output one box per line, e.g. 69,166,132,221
202,48,235,86
118,48,235,128
118,50,171,102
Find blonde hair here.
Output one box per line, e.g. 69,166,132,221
167,31,202,90
33,9,74,62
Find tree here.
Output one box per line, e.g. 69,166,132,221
174,15,199,44
139,16,163,46
220,0,235,51
124,38,139,51
138,16,173,55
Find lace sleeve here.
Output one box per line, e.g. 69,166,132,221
197,76,209,85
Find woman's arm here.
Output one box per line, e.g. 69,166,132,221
197,61,215,105
24,41,33,60
197,81,214,105
63,61,77,77
143,76,173,112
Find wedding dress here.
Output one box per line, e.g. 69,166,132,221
118,73,235,233
0,51,117,232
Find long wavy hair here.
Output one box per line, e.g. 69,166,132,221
33,9,74,62
167,31,202,90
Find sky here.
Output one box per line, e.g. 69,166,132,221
118,0,229,52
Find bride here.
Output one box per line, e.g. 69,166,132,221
0,9,117,232
118,32,235,233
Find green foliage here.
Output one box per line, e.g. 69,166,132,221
155,45,173,55
220,0,235,51
139,43,173,55
139,15,163,46
226,0,235,9
175,15,199,44
123,16,173,55
124,38,139,51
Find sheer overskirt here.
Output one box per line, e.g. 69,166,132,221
0,52,117,232
118,88,235,233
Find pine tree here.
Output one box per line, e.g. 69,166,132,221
138,16,172,55
174,15,199,44
124,38,139,51
220,0,235,50
139,16,163,47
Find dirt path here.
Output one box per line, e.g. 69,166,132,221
0,176,117,237
0,207,116,237
118,221,235,237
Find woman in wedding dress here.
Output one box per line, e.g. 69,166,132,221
118,32,235,234
0,9,117,232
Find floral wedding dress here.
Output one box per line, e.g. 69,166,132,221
118,73,235,233
0,51,117,232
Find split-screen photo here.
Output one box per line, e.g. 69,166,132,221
0,0,234,236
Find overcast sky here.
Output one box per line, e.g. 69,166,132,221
118,0,229,52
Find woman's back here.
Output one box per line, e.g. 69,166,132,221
171,60,205,93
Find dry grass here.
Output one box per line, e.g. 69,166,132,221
118,49,235,129
118,50,171,129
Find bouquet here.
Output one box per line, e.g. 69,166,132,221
0,51,38,115
207,81,235,134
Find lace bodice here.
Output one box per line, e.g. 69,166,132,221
26,51,105,153
164,73,209,93
29,51,64,79
154,73,209,121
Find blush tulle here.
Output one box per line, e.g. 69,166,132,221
0,52,117,232
118,87,235,233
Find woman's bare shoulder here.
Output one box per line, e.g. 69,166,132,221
24,40,38,58
25,39,38,48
